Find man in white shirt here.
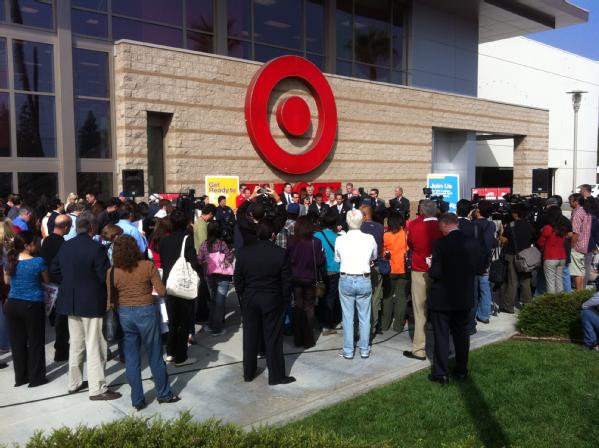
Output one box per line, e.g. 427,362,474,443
334,209,377,359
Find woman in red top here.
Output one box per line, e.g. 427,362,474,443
148,218,172,270
537,207,568,293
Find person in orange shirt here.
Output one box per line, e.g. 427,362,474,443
382,213,409,332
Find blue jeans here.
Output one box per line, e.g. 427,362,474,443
563,264,573,292
207,274,231,333
581,308,599,348
475,274,492,321
339,275,371,357
119,304,173,407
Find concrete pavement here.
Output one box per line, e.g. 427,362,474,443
0,294,517,446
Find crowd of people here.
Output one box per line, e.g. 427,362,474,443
1,180,598,409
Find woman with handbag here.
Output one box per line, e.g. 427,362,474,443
499,203,534,312
159,209,200,367
537,207,568,293
108,235,180,410
287,216,325,349
3,231,49,387
198,221,235,337
382,214,409,332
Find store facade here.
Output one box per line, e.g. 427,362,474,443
0,1,587,203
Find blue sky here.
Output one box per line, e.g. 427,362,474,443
527,0,598,60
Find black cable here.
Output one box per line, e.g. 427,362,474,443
0,329,406,409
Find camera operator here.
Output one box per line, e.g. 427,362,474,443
236,186,287,246
498,203,534,312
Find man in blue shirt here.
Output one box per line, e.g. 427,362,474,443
116,203,147,254
12,207,31,233
359,204,385,337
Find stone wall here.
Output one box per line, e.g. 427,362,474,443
114,41,548,203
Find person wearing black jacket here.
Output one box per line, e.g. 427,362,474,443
236,186,287,246
41,214,71,362
427,213,478,385
46,198,65,235
234,220,294,385
159,209,201,366
51,211,120,400
330,193,350,232
389,187,410,220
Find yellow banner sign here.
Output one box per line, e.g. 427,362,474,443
205,176,239,209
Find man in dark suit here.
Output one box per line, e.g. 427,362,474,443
456,199,475,238
368,189,387,225
234,220,294,385
308,193,329,217
52,211,120,400
46,197,65,235
427,212,478,385
331,193,350,231
389,186,410,219
281,182,294,206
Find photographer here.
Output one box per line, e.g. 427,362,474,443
499,203,534,312
471,201,497,326
236,186,287,246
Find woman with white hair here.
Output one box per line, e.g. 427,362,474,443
334,209,377,359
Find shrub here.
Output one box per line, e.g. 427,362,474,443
516,289,594,339
23,412,388,448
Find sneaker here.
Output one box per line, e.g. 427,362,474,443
338,351,354,360
165,355,174,363
211,329,226,337
360,349,371,359
174,357,196,367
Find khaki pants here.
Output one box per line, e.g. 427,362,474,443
68,316,108,396
411,271,430,358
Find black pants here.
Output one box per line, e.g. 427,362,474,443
195,267,210,323
242,295,286,383
321,273,340,330
293,279,316,348
430,309,470,378
4,299,47,385
166,296,194,363
54,313,70,361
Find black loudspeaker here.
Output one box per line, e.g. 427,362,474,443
532,168,549,194
122,169,145,197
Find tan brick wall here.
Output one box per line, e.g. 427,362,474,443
114,41,549,203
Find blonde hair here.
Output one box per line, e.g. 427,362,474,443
65,192,78,205
0,216,15,249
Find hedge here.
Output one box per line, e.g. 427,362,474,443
516,289,594,339
22,413,389,448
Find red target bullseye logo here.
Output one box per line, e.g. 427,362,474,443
245,56,338,174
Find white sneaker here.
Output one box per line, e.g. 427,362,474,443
165,355,174,363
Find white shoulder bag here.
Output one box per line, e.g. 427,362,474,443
166,235,199,299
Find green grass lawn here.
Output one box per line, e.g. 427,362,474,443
289,340,599,448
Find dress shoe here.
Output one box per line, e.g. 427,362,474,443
134,401,147,411
174,357,196,367
28,378,49,388
403,350,426,361
14,380,28,387
0,362,8,369
428,374,449,385
269,376,296,386
54,355,69,363
476,317,490,324
322,329,337,336
89,390,122,401
69,381,89,394
158,395,181,404
452,371,468,381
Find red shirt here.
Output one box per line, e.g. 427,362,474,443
407,217,442,272
235,194,246,209
537,224,566,260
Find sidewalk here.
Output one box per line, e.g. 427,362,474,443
0,295,517,446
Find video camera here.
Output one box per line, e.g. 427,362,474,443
422,187,449,213
472,193,546,227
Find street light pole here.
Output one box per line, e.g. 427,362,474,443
567,90,587,193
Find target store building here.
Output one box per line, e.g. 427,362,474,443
0,1,588,203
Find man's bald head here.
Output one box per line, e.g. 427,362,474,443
54,214,72,236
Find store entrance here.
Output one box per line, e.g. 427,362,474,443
147,112,172,195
